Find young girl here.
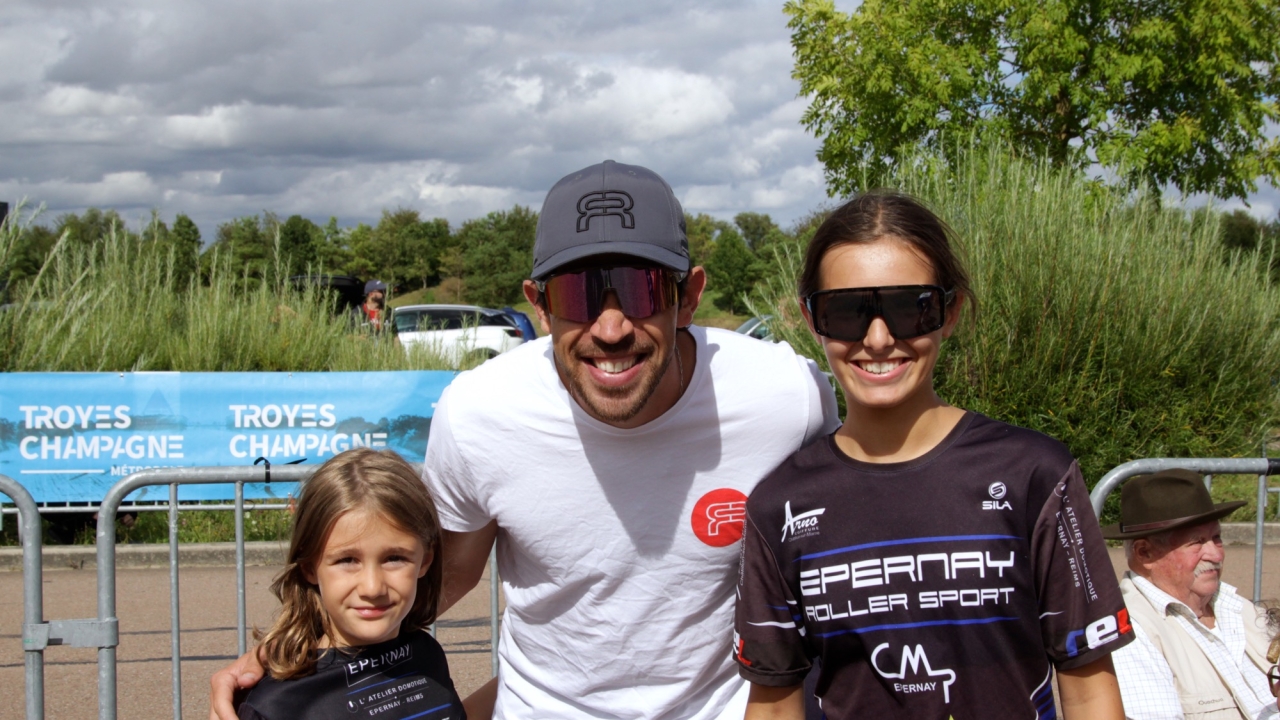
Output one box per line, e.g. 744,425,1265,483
733,192,1131,719
237,448,465,720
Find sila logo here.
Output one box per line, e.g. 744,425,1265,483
691,488,747,547
983,481,1011,511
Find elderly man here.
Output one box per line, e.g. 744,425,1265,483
211,160,838,719
1107,469,1276,719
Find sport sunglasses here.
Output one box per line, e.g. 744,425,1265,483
805,285,955,342
538,266,683,323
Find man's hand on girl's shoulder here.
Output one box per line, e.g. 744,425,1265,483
208,646,266,720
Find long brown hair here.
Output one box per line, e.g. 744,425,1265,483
258,448,442,679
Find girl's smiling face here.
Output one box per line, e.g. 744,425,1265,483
303,509,431,648
805,238,960,414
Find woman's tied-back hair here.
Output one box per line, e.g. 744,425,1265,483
258,447,442,679
798,191,973,307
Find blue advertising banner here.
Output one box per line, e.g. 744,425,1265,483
0,372,456,503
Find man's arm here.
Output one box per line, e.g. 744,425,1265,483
209,648,266,720
439,521,498,615
1058,655,1125,720
744,683,804,720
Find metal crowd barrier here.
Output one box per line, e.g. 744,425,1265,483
4,464,504,720
1,474,45,720
1090,456,1280,603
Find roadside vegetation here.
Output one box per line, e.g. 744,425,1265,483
4,142,1280,542
0,208,458,546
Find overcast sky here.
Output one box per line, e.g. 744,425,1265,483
1,0,1275,242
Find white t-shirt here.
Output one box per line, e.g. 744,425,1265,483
425,326,838,720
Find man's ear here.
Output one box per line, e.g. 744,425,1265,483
523,280,552,335
1132,538,1157,566
678,267,707,328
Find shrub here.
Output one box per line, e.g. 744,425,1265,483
750,144,1280,523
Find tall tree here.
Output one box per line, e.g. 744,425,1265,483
706,227,763,315
370,209,451,289
169,214,202,289
210,215,270,283
55,208,131,252
733,212,786,250
278,215,319,277
315,217,354,275
786,0,1280,199
685,213,734,268
457,206,538,307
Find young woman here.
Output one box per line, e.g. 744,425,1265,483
733,192,1130,719
237,448,465,720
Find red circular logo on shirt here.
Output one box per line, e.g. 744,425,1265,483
691,488,748,547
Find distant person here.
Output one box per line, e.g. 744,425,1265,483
734,191,1131,718
352,279,387,332
235,448,466,720
211,159,839,720
1106,469,1277,719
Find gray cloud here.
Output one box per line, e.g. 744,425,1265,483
1,0,1272,244
1,0,842,238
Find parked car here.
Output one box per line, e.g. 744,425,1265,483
289,275,365,314
735,316,774,341
501,306,539,340
392,304,525,362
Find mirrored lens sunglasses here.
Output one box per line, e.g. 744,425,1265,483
805,285,954,342
539,266,681,323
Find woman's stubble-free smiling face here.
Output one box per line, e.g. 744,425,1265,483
805,239,960,415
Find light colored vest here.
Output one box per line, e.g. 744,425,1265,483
1121,576,1271,720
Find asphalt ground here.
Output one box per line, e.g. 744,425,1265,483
0,564,502,720
1,547,1277,719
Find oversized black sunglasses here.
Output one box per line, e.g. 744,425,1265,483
805,285,955,342
537,266,682,323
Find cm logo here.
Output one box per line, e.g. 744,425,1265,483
577,191,635,232
691,488,748,547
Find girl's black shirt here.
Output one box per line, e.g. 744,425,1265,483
733,412,1132,719
238,630,465,720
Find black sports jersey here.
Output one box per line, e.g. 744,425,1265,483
238,630,465,720
734,413,1132,719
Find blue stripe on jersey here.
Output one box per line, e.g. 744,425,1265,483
347,670,418,695
813,615,1019,638
795,534,1021,562
402,703,454,719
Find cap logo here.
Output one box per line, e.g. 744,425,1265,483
577,191,635,232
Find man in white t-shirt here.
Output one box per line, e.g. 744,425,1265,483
210,160,837,720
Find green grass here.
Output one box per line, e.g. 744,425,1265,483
693,290,749,330
0,507,294,547
750,143,1280,525
388,287,433,307
0,206,457,372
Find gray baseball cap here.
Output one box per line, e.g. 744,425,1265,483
531,160,689,280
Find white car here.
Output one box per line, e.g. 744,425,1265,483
392,304,526,362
